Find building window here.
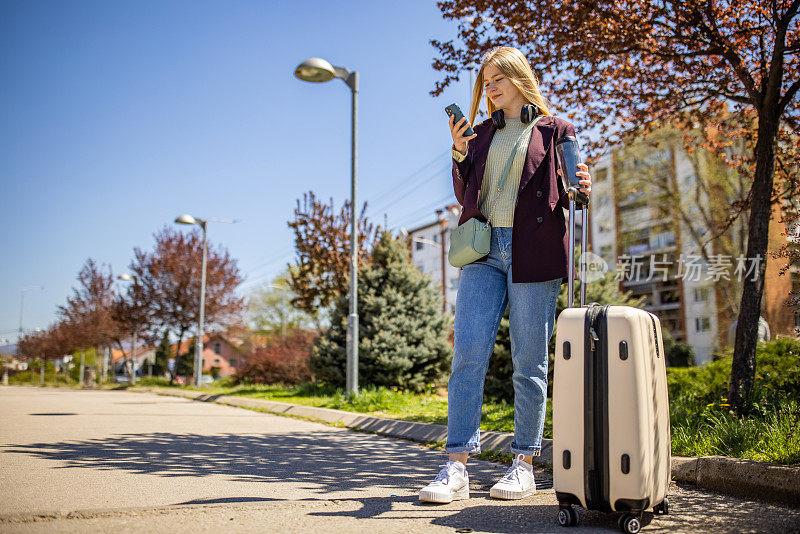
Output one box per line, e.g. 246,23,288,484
229,358,238,367
594,168,608,182
695,317,711,333
213,342,222,355
433,234,440,243
416,241,424,250
693,287,709,302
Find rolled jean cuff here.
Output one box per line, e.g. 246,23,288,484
510,442,541,456
446,443,481,454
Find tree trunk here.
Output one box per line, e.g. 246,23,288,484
729,110,780,415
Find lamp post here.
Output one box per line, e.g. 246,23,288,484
174,214,234,387
117,274,139,383
1,338,8,386
294,57,359,399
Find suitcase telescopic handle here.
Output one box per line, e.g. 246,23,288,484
567,187,589,308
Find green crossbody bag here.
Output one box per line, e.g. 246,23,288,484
448,116,542,268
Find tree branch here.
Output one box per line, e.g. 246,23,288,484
694,4,761,103
780,0,800,26
779,79,800,115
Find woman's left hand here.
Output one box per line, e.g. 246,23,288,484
576,163,591,195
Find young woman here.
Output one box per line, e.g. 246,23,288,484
419,46,592,503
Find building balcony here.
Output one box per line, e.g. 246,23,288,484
647,301,682,312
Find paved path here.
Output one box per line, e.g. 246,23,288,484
1,386,798,533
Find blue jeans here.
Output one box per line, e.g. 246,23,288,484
446,227,561,456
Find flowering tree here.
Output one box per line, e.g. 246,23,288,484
431,0,799,414
131,227,244,383
287,191,378,313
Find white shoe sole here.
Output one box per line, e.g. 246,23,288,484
489,486,536,500
419,486,469,503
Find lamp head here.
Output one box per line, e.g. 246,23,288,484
294,57,336,83
175,214,198,225
117,274,134,282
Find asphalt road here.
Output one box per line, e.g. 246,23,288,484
1,386,798,534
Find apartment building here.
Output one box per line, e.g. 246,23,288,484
406,205,461,313
590,134,799,363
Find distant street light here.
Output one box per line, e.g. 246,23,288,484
410,236,441,248
174,214,234,387
117,274,140,383
295,57,359,399
1,337,8,387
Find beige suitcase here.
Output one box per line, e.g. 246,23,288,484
552,194,671,534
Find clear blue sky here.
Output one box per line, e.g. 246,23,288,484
0,0,492,340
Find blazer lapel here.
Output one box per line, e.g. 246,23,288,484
518,117,555,193
472,122,496,192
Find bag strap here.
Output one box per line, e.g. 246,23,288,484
485,114,543,227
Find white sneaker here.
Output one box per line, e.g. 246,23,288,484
419,461,470,503
490,454,536,499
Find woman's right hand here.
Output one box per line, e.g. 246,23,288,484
449,114,477,155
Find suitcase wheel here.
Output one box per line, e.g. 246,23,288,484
654,497,669,515
557,506,579,527
619,514,641,534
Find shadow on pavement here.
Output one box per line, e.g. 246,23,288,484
1,429,472,492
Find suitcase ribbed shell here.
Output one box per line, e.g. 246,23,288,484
553,305,670,513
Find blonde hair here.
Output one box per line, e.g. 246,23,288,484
468,46,552,125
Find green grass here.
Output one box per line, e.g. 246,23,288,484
7,371,73,387
670,398,800,463
175,379,554,436
665,337,800,465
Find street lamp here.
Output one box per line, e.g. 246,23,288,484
117,274,139,383
295,57,359,399
1,337,8,386
174,214,234,387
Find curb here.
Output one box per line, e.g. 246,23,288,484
671,455,800,506
131,387,800,507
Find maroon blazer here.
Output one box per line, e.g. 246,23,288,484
452,115,577,284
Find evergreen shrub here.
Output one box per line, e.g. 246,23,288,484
311,232,452,392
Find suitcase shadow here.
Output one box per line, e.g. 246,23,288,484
424,501,652,533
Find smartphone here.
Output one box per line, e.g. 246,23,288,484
445,103,475,137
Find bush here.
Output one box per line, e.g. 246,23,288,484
664,331,696,367
668,336,800,463
233,329,317,386
667,336,800,403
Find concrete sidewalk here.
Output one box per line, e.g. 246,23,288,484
132,386,800,507
3,386,800,534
